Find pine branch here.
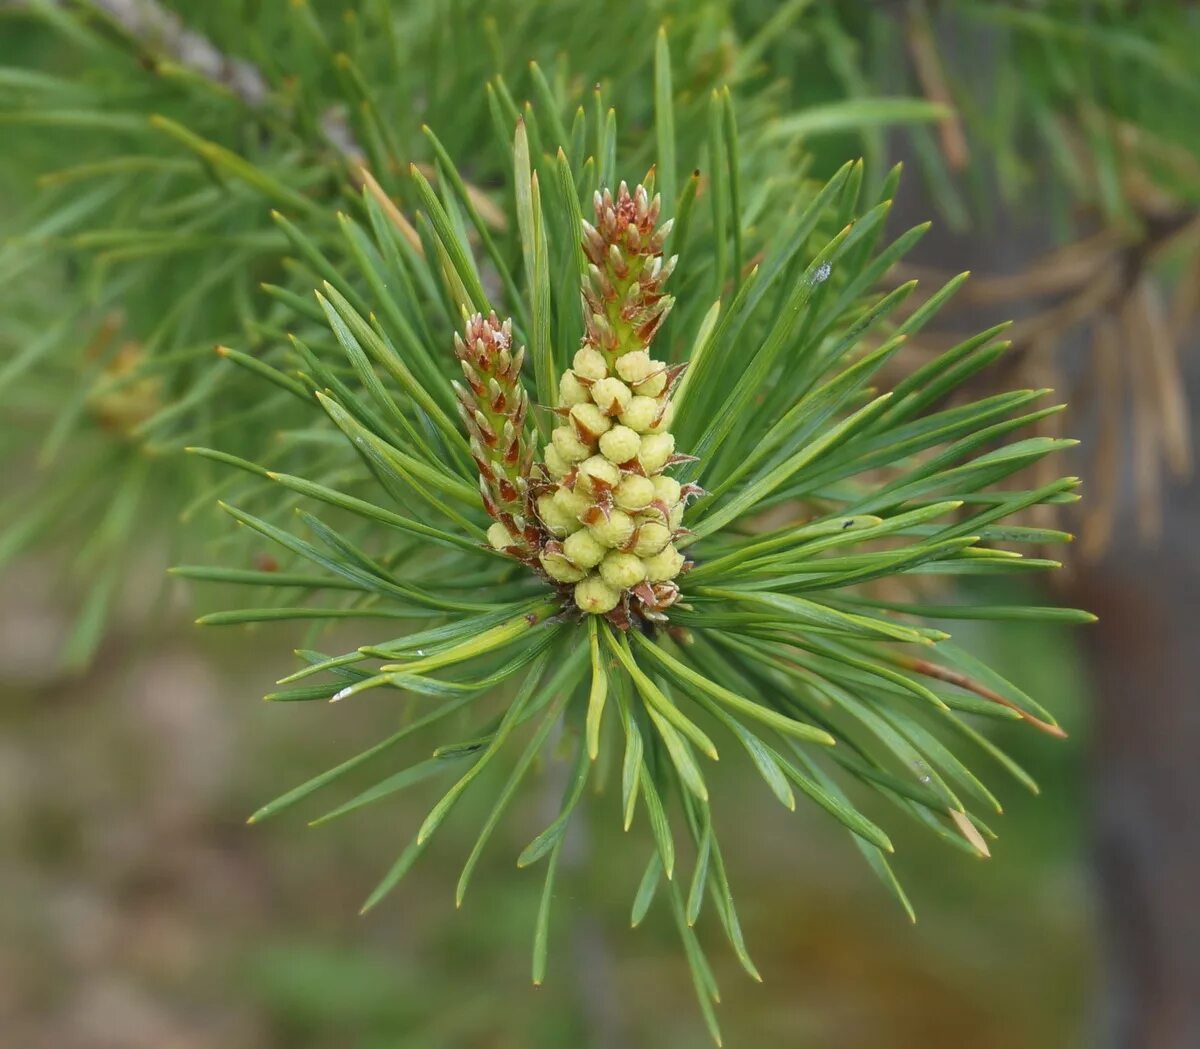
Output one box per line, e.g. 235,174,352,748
5,0,267,104
3,0,365,159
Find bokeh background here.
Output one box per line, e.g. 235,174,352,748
0,601,1096,1049
2,3,1198,1047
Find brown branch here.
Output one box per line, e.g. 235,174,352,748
905,0,969,171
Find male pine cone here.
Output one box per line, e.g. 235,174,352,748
535,180,697,622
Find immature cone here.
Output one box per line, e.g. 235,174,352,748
535,179,698,623
453,312,541,564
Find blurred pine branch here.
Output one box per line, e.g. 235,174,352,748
171,56,1088,1039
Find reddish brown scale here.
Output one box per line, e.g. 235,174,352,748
473,412,497,446
596,391,625,415
571,416,606,443
631,581,658,607
460,364,485,396
636,314,666,344
589,478,616,502
580,504,609,527
663,362,689,394
606,602,633,632
478,482,499,518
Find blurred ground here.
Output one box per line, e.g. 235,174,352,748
0,551,1094,1049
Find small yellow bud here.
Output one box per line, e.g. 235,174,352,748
577,455,621,495
600,551,646,589
537,493,580,537
564,528,606,568
552,424,590,463
590,376,633,416
619,395,658,433
633,521,671,557
570,402,612,439
643,543,684,582
573,347,607,381
575,575,621,614
599,425,641,464
559,370,590,406
588,509,635,549
638,432,675,474
615,350,653,384
652,475,681,505
669,502,684,529
544,443,571,480
552,485,590,522
540,550,587,583
614,474,655,511
486,521,514,551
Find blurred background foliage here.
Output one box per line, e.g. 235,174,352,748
0,602,1094,1048
1,1,1197,1047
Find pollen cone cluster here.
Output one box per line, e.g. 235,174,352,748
534,179,698,623
452,312,540,566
